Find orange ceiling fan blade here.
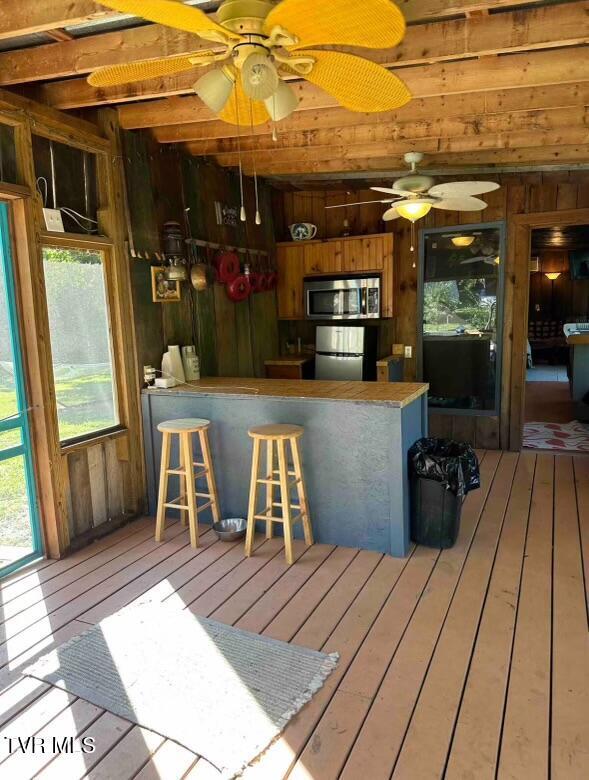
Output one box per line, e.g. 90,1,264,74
217,76,270,126
263,0,405,50
95,0,241,42
88,53,210,87
299,50,411,112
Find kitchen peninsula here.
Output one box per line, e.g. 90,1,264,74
142,378,428,557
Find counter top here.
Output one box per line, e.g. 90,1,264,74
565,334,589,345
563,324,589,345
264,355,314,366
146,377,428,408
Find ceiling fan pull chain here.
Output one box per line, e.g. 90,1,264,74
271,95,278,142
249,101,262,225
233,87,246,222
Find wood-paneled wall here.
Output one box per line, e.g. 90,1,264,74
64,434,132,543
528,266,589,323
123,133,279,379
276,171,589,449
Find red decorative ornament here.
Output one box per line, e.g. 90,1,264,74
214,250,240,284
226,273,252,302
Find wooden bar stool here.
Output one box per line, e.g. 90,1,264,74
155,418,220,548
245,424,313,565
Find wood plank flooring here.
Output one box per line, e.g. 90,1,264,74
525,380,575,423
0,451,587,779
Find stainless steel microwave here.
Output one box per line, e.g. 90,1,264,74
304,277,380,320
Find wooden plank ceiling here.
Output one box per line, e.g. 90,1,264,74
1,0,588,181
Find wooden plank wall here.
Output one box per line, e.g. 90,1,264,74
123,132,279,379
64,436,127,540
528,261,589,323
277,171,589,448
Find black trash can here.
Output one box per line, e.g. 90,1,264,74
408,438,480,549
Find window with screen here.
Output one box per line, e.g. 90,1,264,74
420,223,504,414
42,245,119,443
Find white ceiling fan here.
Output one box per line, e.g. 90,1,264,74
327,152,500,223
460,255,501,267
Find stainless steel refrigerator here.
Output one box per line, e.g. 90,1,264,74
315,325,378,381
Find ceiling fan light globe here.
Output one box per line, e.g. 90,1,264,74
451,235,475,248
264,80,299,120
194,67,235,113
395,200,432,222
242,52,279,101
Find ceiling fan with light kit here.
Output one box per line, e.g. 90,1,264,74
89,0,412,224
90,0,410,121
327,152,501,256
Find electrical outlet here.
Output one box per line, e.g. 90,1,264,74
404,345,413,359
43,208,64,232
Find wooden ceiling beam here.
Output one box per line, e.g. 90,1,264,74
126,82,589,133
210,127,589,168
400,0,553,21
35,45,589,112
4,2,579,86
171,106,588,153
0,1,109,40
9,2,585,95
235,145,589,176
0,25,212,87
0,0,556,42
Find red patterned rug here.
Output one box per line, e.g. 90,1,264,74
523,421,589,452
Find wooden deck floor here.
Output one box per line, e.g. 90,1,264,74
0,450,587,779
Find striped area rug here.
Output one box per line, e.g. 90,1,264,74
24,601,339,779
523,420,589,452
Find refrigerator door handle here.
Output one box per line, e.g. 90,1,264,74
316,352,364,359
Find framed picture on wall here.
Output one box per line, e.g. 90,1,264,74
151,266,181,303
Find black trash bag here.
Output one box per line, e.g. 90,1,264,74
408,438,480,498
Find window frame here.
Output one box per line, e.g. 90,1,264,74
417,220,506,417
40,232,125,448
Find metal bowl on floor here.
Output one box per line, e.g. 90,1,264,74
213,517,247,542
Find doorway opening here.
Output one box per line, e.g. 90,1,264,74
523,224,589,452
